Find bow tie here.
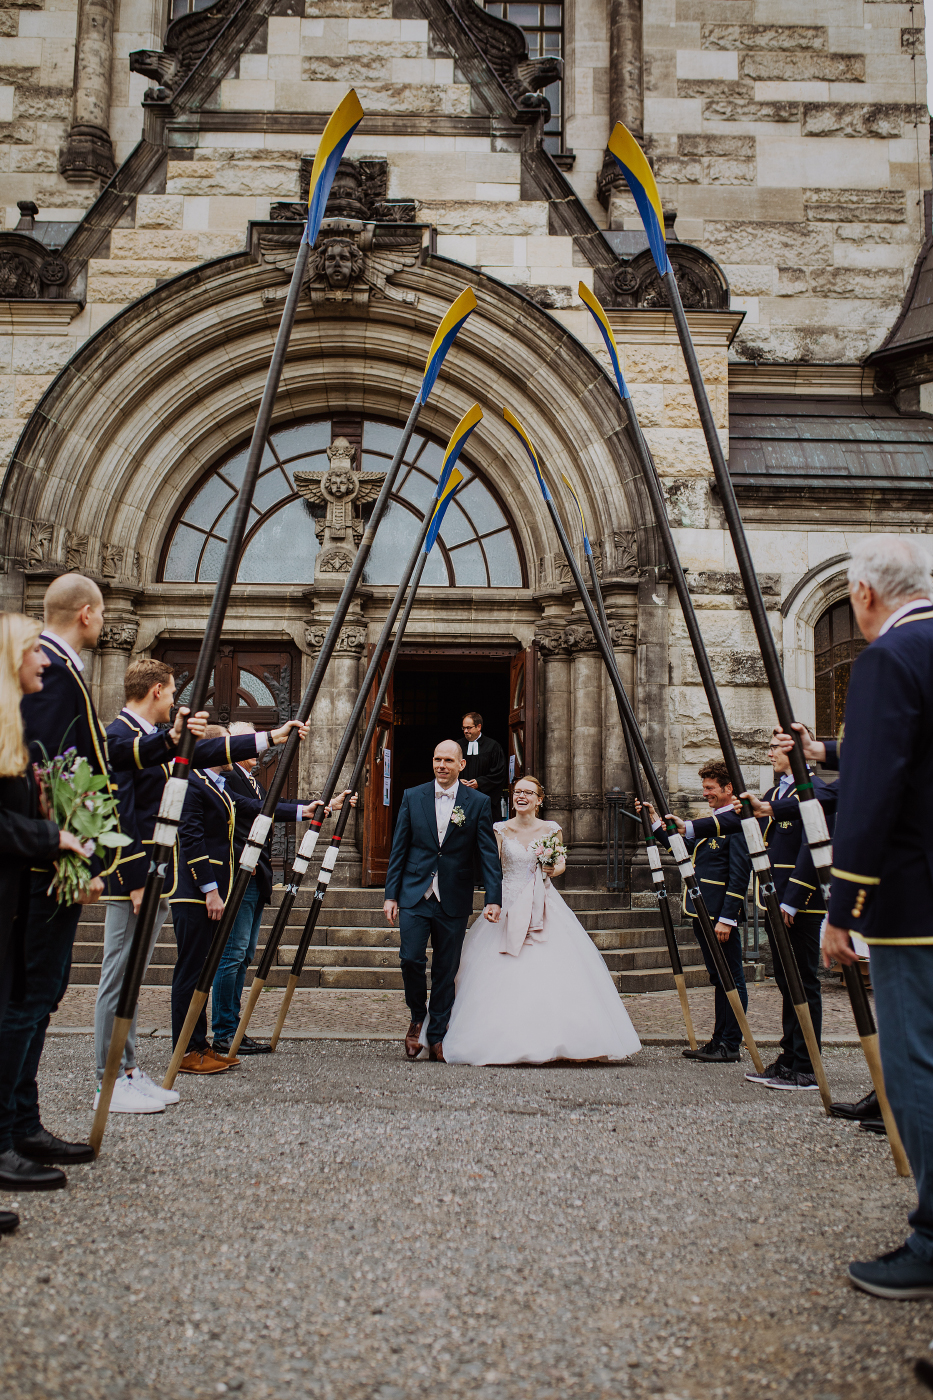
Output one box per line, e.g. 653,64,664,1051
467,740,478,755
435,787,454,800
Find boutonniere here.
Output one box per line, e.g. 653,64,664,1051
450,805,465,827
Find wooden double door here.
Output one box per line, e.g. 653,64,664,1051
156,642,301,866
359,646,537,886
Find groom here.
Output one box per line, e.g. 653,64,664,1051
384,740,502,1061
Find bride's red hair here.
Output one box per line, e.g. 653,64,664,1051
513,775,545,808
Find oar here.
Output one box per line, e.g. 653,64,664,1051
560,472,696,1048
225,413,477,1057
89,90,365,1153
577,275,834,1113
162,288,478,1090
504,407,764,1074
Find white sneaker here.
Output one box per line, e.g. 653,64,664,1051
127,1067,180,1106
95,1075,164,1114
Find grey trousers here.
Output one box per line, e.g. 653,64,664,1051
94,898,170,1082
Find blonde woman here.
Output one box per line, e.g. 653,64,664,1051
432,776,641,1065
0,614,90,1217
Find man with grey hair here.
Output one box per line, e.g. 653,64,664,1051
786,534,933,1299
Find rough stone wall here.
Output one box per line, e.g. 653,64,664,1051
624,3,930,363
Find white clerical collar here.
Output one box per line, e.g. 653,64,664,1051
435,781,457,799
878,598,933,636
123,706,156,735
467,737,479,755
42,629,84,672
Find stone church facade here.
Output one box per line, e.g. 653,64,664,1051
0,0,931,883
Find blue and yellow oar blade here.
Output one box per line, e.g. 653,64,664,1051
606,123,668,277
560,472,593,557
425,467,464,554
578,282,630,401
503,406,551,503
420,287,478,405
306,90,365,247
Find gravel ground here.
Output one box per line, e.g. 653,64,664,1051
1,1038,929,1400
51,979,864,1044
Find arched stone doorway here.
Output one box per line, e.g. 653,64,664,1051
2,251,661,880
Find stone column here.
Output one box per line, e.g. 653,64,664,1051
564,619,604,878
536,625,571,836
601,616,637,798
96,615,138,726
610,0,643,140
60,0,116,183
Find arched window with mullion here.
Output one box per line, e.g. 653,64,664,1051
814,598,867,739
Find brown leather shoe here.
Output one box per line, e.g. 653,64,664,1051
206,1045,239,1069
428,1043,446,1063
177,1050,228,1075
404,1021,423,1060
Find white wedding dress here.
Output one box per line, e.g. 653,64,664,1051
434,821,642,1065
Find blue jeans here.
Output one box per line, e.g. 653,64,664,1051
210,877,264,1041
0,874,81,1151
693,918,748,1051
871,944,933,1262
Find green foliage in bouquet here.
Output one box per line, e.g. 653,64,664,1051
36,746,131,905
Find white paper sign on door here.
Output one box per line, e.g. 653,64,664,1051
382,749,391,806
508,754,516,783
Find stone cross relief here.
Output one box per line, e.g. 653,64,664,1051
293,437,386,576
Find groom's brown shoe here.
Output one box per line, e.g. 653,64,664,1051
429,1043,446,1063
405,1021,423,1060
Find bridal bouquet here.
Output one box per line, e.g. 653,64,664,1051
35,747,131,904
529,831,567,873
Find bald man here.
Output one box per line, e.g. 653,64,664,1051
384,740,501,1060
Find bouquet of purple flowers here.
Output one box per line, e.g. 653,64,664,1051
35,748,131,904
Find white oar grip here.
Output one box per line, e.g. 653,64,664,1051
668,831,695,879
741,816,772,874
291,826,321,874
799,798,833,869
152,775,188,846
317,843,340,885
646,842,665,886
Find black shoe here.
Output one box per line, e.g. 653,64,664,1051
237,1035,273,1055
830,1089,878,1121
0,1210,19,1233
13,1127,94,1165
683,1039,719,1060
859,1117,887,1136
848,1243,933,1299
0,1149,66,1191
745,1058,789,1085
915,1358,933,1393
695,1043,741,1063
212,1038,232,1057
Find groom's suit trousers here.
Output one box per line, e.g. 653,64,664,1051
399,895,469,1045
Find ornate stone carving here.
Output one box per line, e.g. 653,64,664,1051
0,228,72,301
100,542,124,577
536,628,568,658
334,625,366,656
65,533,88,572
26,522,54,566
131,550,142,583
546,792,573,811
129,0,240,102
317,549,355,575
611,530,638,576
258,223,419,308
449,0,562,114
304,625,326,652
99,620,139,652
607,242,729,311
563,624,599,653
272,158,416,225
59,125,115,184
608,621,637,648
571,793,605,811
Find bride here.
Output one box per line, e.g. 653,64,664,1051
430,776,642,1065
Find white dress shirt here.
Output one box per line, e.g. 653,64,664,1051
42,629,84,671
878,596,932,636
198,769,228,894
426,780,459,900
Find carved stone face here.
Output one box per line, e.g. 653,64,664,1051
323,467,355,499
323,242,356,289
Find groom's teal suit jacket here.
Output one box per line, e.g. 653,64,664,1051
384,780,502,917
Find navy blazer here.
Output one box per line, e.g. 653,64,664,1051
172,769,301,905
0,769,60,1007
826,601,933,942
22,636,176,876
656,812,750,925
222,762,279,905
384,780,502,918
693,771,837,915
103,712,275,900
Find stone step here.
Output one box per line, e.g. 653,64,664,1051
615,961,757,994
